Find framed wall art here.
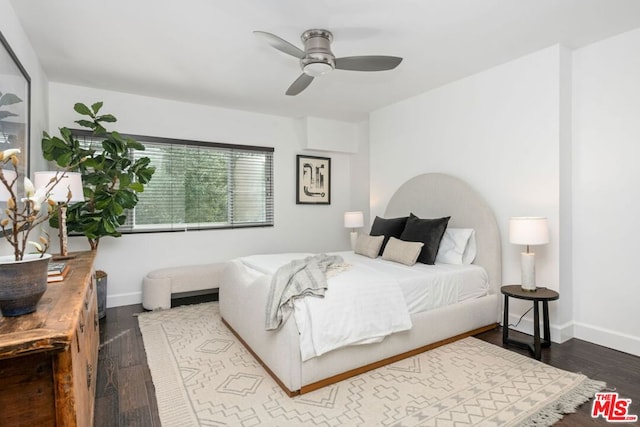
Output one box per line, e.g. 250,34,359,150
0,31,31,176
296,154,330,205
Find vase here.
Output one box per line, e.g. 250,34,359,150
0,253,51,317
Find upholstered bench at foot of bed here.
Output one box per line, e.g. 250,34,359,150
142,262,227,310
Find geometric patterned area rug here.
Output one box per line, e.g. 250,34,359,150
138,302,605,427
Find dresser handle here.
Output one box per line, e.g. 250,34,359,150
86,362,93,389
79,317,85,333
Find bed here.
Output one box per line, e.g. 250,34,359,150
219,173,502,396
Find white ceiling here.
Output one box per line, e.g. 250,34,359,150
9,0,640,122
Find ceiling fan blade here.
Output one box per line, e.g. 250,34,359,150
335,55,403,72
254,31,305,59
286,73,314,96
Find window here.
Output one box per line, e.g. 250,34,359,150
73,131,274,232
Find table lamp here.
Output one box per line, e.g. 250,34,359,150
34,171,84,259
509,217,549,291
344,211,364,250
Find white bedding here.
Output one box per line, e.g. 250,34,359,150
239,253,412,361
238,251,489,361
336,251,489,314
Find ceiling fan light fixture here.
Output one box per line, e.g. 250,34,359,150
255,28,403,95
303,62,333,77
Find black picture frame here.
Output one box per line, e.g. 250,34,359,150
0,30,31,177
296,154,331,205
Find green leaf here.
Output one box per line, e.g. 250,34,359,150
126,139,145,150
102,139,118,154
96,114,116,123
60,127,73,140
118,173,131,187
74,103,93,117
93,123,107,135
75,119,97,130
56,152,73,167
129,182,144,192
137,166,156,184
91,102,103,114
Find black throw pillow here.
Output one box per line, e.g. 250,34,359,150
370,216,408,256
400,214,450,265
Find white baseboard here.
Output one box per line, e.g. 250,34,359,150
554,321,575,343
106,291,142,308
504,314,573,344
505,314,640,357
573,321,640,357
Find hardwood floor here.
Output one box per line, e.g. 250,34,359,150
94,297,640,426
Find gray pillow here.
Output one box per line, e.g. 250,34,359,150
381,237,424,266
354,234,384,258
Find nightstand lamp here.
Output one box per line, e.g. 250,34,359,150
509,217,549,291
35,171,84,259
344,211,364,250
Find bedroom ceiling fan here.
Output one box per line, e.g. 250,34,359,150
254,29,403,96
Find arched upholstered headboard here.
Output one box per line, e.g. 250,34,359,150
384,173,501,293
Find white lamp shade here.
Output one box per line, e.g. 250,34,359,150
509,217,549,245
0,169,17,201
34,171,84,203
344,211,364,228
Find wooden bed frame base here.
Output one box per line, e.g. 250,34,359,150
222,317,498,397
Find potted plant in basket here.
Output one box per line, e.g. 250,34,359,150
0,149,72,316
41,102,155,318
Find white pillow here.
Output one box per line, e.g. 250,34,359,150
354,234,384,258
382,237,424,266
436,228,477,265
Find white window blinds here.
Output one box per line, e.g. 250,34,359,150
73,131,274,232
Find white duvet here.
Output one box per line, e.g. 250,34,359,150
336,251,489,314
239,253,412,361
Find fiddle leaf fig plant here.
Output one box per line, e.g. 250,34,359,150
42,102,155,250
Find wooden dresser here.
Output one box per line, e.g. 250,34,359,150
0,251,99,426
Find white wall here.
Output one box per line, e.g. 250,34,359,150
370,36,640,357
572,28,640,356
48,83,361,307
349,122,370,227
370,46,564,338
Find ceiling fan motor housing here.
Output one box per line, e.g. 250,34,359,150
301,29,335,76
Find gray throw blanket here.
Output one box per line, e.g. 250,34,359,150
265,254,344,330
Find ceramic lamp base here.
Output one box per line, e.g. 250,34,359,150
520,252,536,291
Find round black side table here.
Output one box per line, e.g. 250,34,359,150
501,285,559,360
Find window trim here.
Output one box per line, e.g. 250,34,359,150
70,129,274,234
70,129,274,155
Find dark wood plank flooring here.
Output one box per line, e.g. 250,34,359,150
94,296,640,426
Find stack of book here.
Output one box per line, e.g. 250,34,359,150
48,261,70,283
